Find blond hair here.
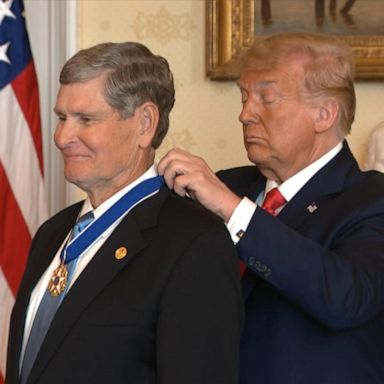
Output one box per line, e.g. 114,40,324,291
239,32,356,136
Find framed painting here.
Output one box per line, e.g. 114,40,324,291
207,0,384,80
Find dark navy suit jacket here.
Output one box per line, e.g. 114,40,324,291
218,142,384,384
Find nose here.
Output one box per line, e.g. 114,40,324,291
54,118,77,150
239,100,259,126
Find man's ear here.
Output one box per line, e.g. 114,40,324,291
314,98,339,133
137,102,159,148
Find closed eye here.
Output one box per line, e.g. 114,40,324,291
261,92,280,105
74,113,98,125
79,116,92,124
263,97,277,104
56,114,66,122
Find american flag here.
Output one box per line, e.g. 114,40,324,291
0,0,47,382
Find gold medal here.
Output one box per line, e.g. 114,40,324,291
48,262,68,297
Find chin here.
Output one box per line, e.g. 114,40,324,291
247,148,266,164
64,170,87,189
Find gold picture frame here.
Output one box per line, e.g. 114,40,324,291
207,0,384,81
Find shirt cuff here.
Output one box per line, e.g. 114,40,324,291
226,197,257,244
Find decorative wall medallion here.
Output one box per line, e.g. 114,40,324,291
159,129,196,155
131,7,195,45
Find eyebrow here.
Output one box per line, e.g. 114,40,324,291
53,108,104,119
237,79,277,90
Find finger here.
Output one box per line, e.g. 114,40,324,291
162,166,176,189
158,147,190,174
172,174,192,198
161,161,188,189
158,149,177,175
172,174,206,205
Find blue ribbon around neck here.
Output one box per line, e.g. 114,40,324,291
61,175,164,264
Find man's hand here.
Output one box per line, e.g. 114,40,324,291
158,148,241,222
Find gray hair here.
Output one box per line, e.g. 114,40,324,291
60,42,175,148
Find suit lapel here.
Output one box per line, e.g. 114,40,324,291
7,204,81,384
278,142,360,228
245,178,265,202
27,187,169,383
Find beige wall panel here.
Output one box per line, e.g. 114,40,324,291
77,0,384,172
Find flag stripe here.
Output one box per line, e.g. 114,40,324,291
11,61,44,175
0,163,31,295
0,84,47,237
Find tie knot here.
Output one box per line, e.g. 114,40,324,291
71,211,94,239
262,188,286,216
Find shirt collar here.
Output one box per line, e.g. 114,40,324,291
265,142,343,202
80,163,158,219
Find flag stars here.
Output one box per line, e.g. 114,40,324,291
0,0,16,26
0,42,11,64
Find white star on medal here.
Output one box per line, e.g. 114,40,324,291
0,0,16,26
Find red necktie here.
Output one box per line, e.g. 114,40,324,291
239,188,286,276
262,187,286,216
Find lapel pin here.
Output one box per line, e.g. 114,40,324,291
306,202,318,213
115,246,128,260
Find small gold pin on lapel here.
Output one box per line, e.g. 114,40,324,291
115,246,128,260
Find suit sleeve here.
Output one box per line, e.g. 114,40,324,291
239,194,384,331
156,223,244,384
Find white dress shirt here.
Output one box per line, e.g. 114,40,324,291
227,143,343,243
20,164,159,365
